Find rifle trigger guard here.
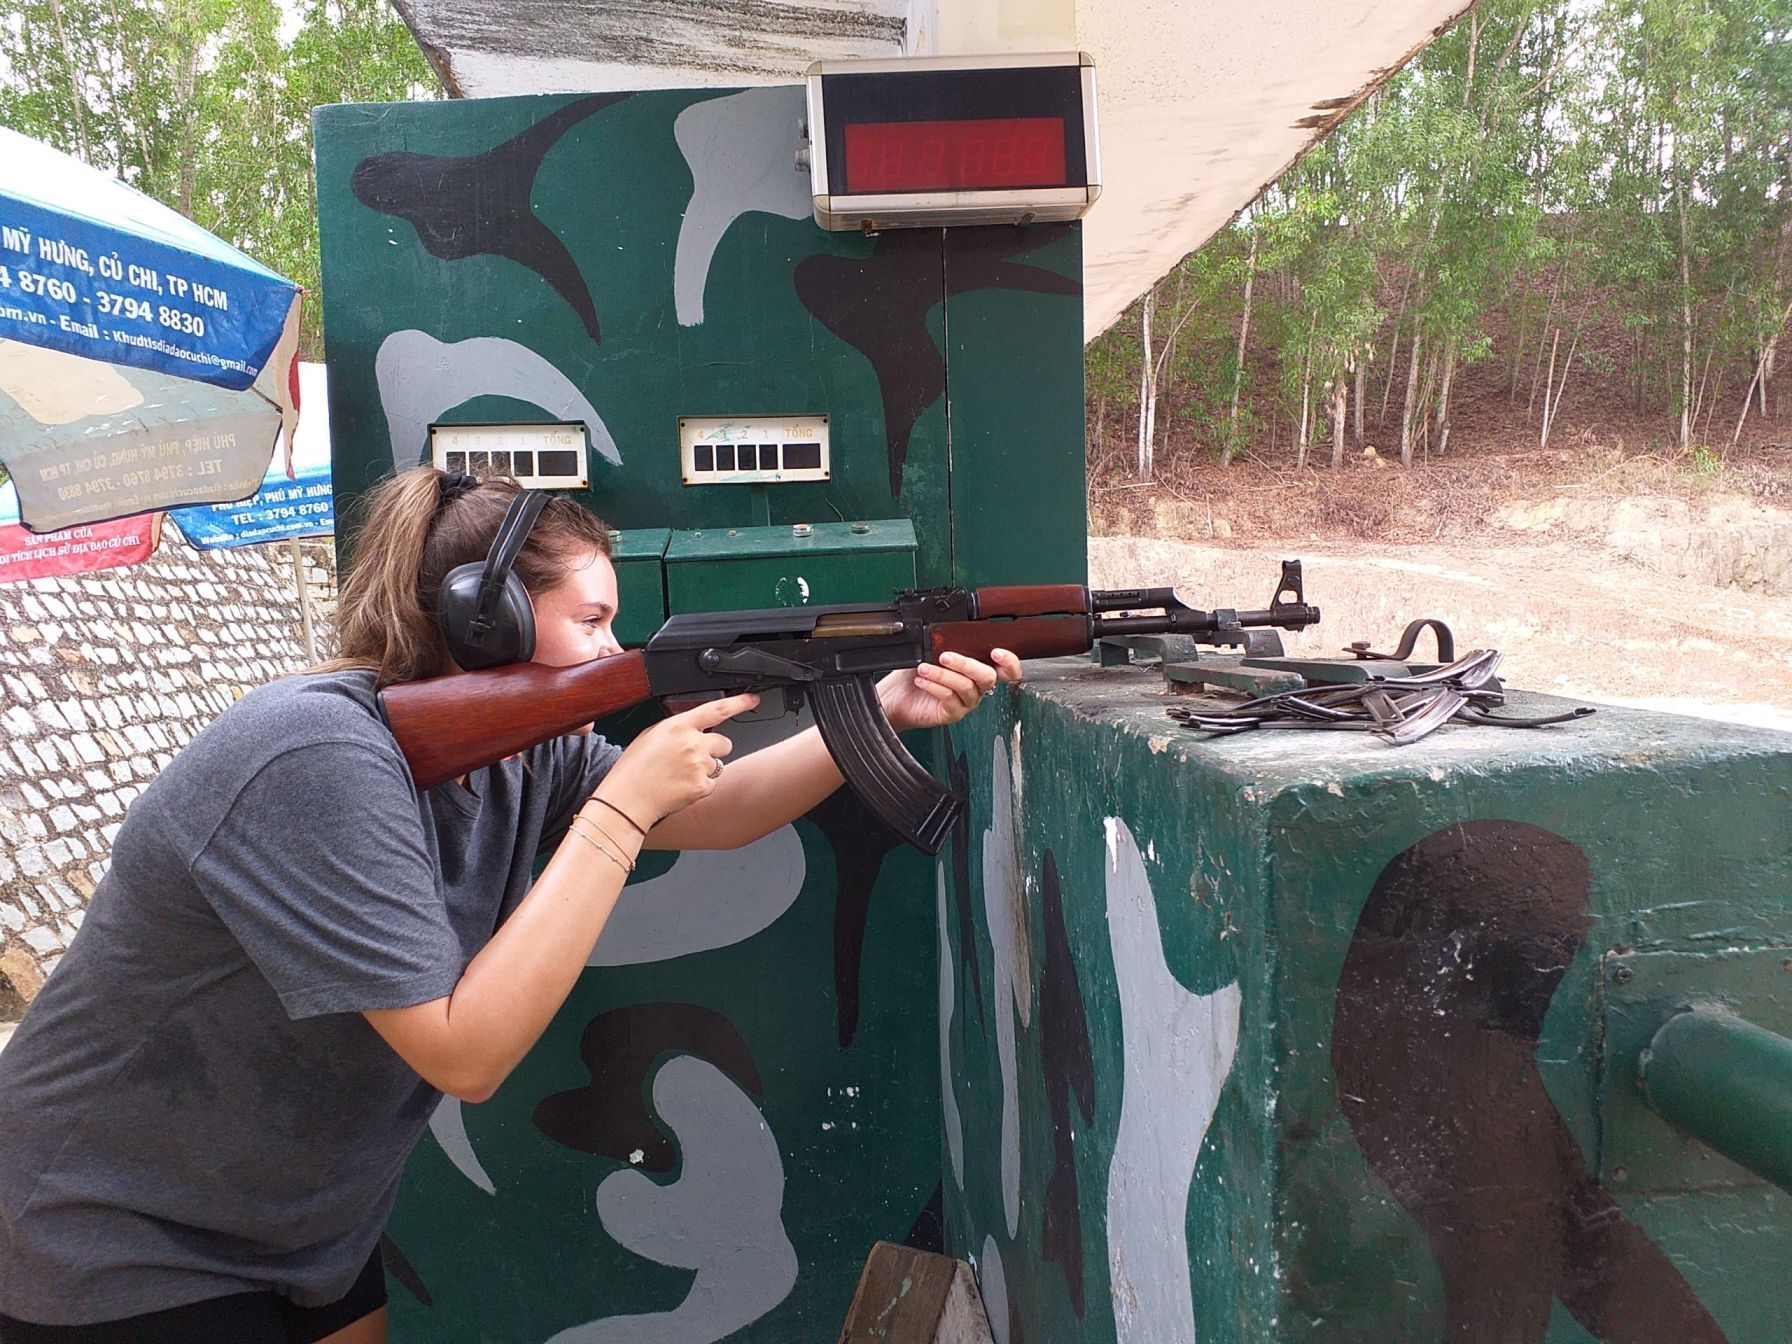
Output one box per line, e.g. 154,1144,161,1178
697,646,821,681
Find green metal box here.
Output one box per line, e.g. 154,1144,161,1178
663,519,917,615
607,526,668,646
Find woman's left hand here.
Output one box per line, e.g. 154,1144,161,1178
876,649,1022,733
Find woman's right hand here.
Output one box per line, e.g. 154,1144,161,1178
591,693,760,827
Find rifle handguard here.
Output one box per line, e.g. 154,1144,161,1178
807,674,964,855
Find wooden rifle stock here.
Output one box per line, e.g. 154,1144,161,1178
382,649,653,792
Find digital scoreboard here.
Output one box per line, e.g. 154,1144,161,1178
805,52,1101,231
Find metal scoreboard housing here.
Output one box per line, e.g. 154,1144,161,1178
428,421,590,489
805,52,1102,231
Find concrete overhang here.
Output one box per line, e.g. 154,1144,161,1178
391,0,1477,340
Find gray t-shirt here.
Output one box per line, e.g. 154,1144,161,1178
0,668,619,1325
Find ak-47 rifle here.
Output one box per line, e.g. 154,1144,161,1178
379,561,1321,855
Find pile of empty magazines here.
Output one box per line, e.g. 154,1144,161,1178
1164,648,1596,747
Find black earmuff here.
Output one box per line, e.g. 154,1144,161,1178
437,490,550,670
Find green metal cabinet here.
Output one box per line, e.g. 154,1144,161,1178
608,526,668,647
663,519,916,615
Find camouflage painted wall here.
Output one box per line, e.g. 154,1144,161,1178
314,88,1085,1339
943,657,1792,1344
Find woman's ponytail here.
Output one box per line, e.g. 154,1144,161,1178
312,467,611,687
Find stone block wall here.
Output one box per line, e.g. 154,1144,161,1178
0,535,336,1012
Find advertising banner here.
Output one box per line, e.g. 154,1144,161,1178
169,362,333,548
0,477,160,583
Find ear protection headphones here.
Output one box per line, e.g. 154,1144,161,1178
437,489,550,670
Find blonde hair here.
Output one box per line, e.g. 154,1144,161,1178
315,468,612,687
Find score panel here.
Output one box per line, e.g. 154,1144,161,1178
806,52,1101,231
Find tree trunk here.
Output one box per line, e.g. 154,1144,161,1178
47,0,93,166
1435,340,1458,457
1226,232,1258,462
1399,331,1423,467
1383,270,1416,425
175,35,204,217
1676,175,1694,449
1509,309,1529,405
1415,348,1440,457
1691,342,1716,439
1353,357,1366,449
1331,372,1348,469
1541,327,1580,450
1734,297,1792,445
1540,328,1561,449
1701,379,1723,445
1155,270,1186,468
1296,318,1317,470
1527,258,1566,418
1136,288,1156,480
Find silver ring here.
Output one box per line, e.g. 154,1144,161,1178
709,759,725,779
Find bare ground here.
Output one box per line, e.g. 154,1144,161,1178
1089,534,1792,732
1087,437,1792,734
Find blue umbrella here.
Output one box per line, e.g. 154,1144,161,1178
169,362,335,550
0,126,301,534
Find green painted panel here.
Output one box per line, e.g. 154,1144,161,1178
944,659,1792,1343
942,226,1086,589
609,526,668,646
313,90,937,550
382,820,943,1342
664,519,916,613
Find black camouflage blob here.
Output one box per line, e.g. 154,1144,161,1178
1333,820,1727,1343
793,226,1080,497
1037,848,1095,1317
949,748,986,1018
533,1002,761,1172
809,783,905,1050
902,1182,945,1255
379,1233,432,1308
350,94,629,342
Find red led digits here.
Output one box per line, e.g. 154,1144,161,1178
844,117,1067,192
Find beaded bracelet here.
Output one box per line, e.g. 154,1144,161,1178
565,824,630,876
575,813,634,856
569,815,636,874
573,814,636,868
586,795,649,839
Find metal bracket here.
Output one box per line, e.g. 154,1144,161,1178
1094,634,1204,667
1346,617,1456,664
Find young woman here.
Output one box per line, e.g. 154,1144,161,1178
0,467,1019,1344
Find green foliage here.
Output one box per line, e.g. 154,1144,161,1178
0,0,440,357
1086,0,1792,472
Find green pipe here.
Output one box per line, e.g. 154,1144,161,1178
1638,1006,1792,1196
